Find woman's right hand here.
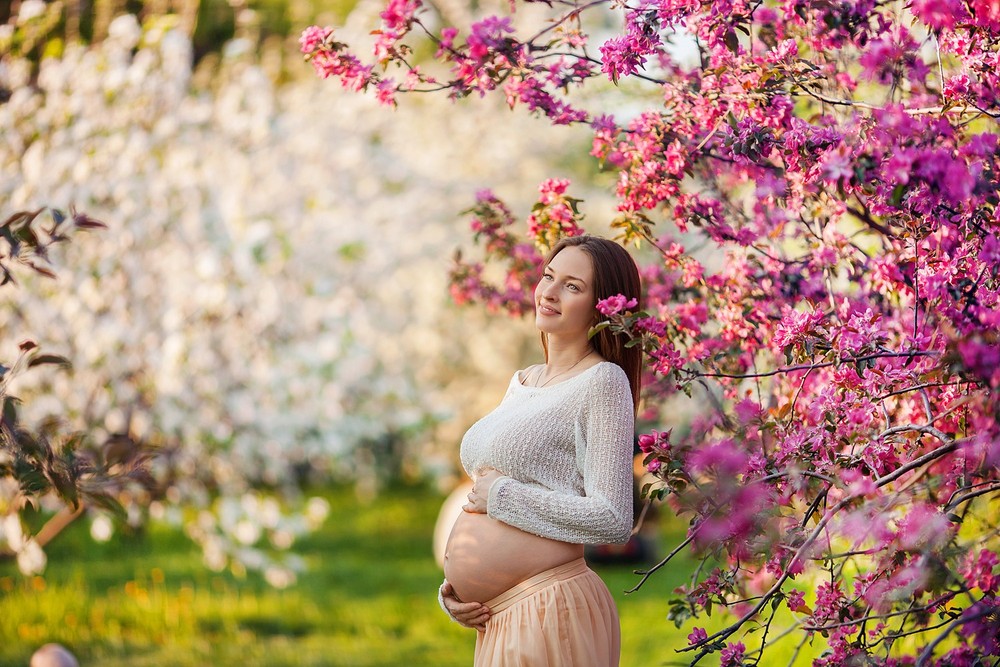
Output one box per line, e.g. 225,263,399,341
440,580,491,631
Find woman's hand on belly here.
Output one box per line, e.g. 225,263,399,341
444,512,584,603
463,468,503,514
440,580,491,631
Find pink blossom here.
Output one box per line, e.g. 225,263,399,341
771,308,823,351
896,503,952,552
309,51,375,91
840,469,877,497
375,79,397,106
599,36,647,83
911,0,964,30
439,27,458,51
786,589,808,613
538,178,570,203
812,581,849,625
674,301,708,334
379,0,420,34
820,144,854,184
596,294,638,316
719,641,745,667
688,439,748,477
687,626,708,645
837,308,886,354
957,338,1000,388
635,316,667,337
970,0,1000,30
467,15,515,62
943,74,972,100
859,27,921,85
733,398,763,425
980,234,1000,265
957,599,1000,656
961,549,999,594
299,25,332,54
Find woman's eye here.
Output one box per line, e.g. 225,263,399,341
567,284,580,292
542,273,554,281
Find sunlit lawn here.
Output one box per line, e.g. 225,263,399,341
0,485,821,666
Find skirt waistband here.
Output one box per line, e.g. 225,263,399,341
484,558,590,613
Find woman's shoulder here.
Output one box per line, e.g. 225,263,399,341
591,360,628,385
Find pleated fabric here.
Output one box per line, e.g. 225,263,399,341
474,558,620,667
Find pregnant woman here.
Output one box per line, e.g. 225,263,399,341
438,234,641,667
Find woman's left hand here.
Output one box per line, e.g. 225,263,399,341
463,468,503,514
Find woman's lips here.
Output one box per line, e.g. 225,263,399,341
538,304,560,316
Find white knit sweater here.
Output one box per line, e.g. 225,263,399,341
460,361,635,545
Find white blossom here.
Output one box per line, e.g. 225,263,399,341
0,17,611,580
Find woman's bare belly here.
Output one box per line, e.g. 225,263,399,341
443,511,583,603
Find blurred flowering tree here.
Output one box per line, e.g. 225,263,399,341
2,0,599,585
304,0,1000,663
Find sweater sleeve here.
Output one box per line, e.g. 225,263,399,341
486,364,635,544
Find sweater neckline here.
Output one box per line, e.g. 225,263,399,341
514,361,609,391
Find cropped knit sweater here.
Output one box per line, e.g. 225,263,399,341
460,361,635,545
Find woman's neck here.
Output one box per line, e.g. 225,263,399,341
545,336,594,370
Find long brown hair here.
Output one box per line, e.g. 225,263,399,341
540,235,642,413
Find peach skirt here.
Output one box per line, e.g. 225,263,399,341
474,558,620,667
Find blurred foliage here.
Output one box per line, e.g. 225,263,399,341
0,0,361,63
0,485,811,666
1,208,155,574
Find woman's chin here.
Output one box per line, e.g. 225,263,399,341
535,316,558,332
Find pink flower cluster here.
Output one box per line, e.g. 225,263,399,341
526,179,584,251
374,0,421,61
596,294,638,316
962,550,1000,594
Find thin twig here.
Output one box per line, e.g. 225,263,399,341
915,602,994,666
696,350,938,380
626,532,696,593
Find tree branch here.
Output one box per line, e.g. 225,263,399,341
695,350,938,380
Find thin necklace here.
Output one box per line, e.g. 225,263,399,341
537,349,595,388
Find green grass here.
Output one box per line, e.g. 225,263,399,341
0,486,820,666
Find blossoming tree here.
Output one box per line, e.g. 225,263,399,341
303,0,1000,663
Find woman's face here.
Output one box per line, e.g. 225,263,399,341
534,246,597,339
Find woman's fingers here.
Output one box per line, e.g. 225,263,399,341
446,599,489,616
454,608,491,627
443,596,491,627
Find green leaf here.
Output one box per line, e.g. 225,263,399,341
49,467,80,508
86,493,127,522
15,225,40,248
2,395,20,428
588,321,611,339
15,465,49,495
